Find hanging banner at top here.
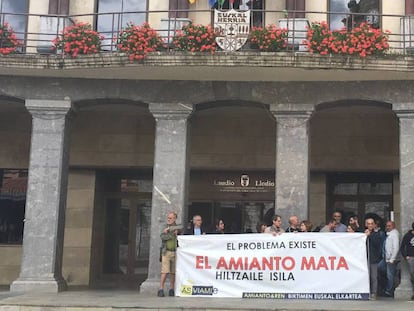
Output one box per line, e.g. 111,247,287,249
214,9,250,51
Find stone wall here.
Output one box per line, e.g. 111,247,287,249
0,246,21,286
0,110,31,168
309,173,327,229
62,170,96,286
69,110,155,167
310,104,399,171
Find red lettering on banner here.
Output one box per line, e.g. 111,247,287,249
216,256,228,269
249,257,262,270
300,256,349,270
195,256,211,269
228,257,243,270
215,256,296,270
337,256,349,270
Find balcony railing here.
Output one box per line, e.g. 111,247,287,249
1,8,414,56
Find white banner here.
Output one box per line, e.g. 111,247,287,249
176,233,369,299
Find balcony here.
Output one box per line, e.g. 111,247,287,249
1,8,414,82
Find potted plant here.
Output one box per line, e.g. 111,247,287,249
248,25,288,52
53,22,104,58
117,22,165,61
172,24,217,53
305,21,390,58
0,23,19,55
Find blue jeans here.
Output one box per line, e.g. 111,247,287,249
378,259,398,295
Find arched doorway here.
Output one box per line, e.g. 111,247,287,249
188,101,276,233
309,100,399,228
69,100,155,289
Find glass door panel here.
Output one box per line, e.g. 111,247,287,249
103,195,150,288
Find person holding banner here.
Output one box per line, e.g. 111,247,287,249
348,214,364,232
264,214,285,235
185,215,206,235
399,221,414,300
365,217,386,300
158,211,181,297
300,220,313,232
256,222,267,233
378,221,400,298
213,218,225,234
320,211,347,232
286,215,301,233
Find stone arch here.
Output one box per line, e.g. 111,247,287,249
308,98,399,228
193,99,271,113
74,98,149,112
0,95,25,112
188,98,276,234
310,98,398,172
314,99,393,112
69,97,155,168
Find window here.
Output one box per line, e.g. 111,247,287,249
0,0,29,43
169,0,189,18
327,172,393,229
48,0,69,14
97,0,147,50
329,0,380,30
0,169,27,244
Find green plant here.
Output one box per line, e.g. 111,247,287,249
248,25,288,52
117,22,165,61
172,24,217,53
53,22,103,58
0,23,19,55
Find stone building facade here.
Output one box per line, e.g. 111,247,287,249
0,0,413,299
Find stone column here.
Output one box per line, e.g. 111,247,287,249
140,103,192,294
270,104,313,229
10,99,74,293
393,103,414,300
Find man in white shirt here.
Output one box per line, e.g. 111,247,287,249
378,220,400,298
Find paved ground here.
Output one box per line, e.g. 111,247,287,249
0,290,413,311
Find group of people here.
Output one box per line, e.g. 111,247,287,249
157,211,414,301
263,211,414,301
157,213,213,297
365,218,414,301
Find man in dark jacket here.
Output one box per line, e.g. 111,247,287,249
365,217,386,300
400,222,414,300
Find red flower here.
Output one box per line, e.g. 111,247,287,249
53,21,103,58
304,22,390,58
172,24,217,54
248,25,287,52
0,23,20,55
117,22,164,61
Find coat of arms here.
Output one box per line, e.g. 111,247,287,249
214,9,250,52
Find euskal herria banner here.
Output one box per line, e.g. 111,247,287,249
176,233,369,299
